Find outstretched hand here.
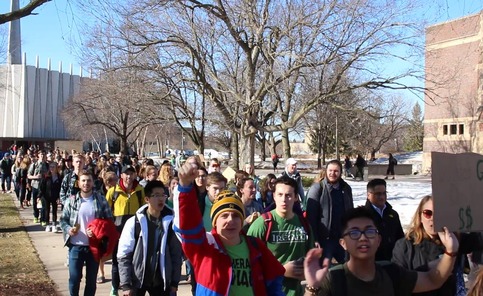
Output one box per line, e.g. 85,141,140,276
304,248,329,288
177,161,199,187
437,227,459,254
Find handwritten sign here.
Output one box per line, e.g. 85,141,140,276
432,152,483,232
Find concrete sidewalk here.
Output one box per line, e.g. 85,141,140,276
12,194,193,296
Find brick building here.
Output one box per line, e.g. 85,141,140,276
423,11,483,172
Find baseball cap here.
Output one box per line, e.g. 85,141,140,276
286,158,297,165
4,153,10,157
121,165,136,174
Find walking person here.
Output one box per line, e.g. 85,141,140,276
385,153,398,180
38,162,62,232
0,152,14,193
27,150,49,224
60,170,114,296
117,180,182,296
354,154,366,181
343,156,354,179
174,161,286,295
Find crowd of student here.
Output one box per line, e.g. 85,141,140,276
2,147,483,296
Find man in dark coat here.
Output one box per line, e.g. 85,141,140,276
306,159,353,263
364,178,404,261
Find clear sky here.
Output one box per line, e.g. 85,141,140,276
0,0,481,88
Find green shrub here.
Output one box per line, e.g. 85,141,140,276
302,176,315,188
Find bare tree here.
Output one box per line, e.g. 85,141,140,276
62,70,168,154
71,0,426,166
0,0,50,24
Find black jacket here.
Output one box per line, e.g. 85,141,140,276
364,200,404,261
306,178,353,245
392,232,483,296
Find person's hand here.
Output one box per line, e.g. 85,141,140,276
86,227,93,238
304,248,329,288
69,223,80,237
245,212,260,225
177,162,198,187
437,227,459,254
284,260,305,280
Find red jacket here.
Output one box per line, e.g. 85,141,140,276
87,218,119,262
174,185,285,296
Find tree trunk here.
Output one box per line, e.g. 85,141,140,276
281,128,291,158
317,132,322,169
120,136,129,155
232,133,240,169
259,131,266,161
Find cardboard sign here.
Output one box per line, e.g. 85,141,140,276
222,166,237,182
432,152,483,232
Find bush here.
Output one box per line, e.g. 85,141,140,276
302,176,315,188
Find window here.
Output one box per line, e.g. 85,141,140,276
443,125,448,135
450,124,457,135
459,124,464,135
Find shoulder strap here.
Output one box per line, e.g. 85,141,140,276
261,211,273,242
136,190,143,207
134,215,141,247
111,190,120,213
329,265,346,296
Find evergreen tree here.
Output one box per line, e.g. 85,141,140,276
404,103,424,151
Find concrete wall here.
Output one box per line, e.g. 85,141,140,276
348,164,413,176
0,58,85,140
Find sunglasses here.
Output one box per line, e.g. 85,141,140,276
211,164,220,167
422,209,433,219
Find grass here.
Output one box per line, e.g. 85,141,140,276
0,193,58,295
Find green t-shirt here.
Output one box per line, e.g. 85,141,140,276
320,262,418,296
247,210,313,296
202,195,213,231
225,236,254,296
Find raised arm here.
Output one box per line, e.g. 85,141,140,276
413,227,459,293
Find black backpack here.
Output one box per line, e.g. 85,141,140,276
329,261,400,295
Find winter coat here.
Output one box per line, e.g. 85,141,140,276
38,175,62,202
306,178,353,245
392,232,483,296
87,218,119,262
117,204,182,291
174,185,286,296
363,200,404,261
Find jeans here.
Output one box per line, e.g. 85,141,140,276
68,245,99,296
32,187,45,221
1,173,12,191
42,198,58,224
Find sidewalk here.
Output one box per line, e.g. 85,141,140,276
12,194,193,296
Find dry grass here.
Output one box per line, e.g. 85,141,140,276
0,193,58,295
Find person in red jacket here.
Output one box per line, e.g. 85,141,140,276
174,161,285,296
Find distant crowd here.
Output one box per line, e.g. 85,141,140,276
1,146,483,296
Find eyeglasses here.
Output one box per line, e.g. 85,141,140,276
211,164,220,168
369,191,387,197
422,209,433,219
342,228,379,240
150,194,168,199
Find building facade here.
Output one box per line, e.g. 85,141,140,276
423,11,483,172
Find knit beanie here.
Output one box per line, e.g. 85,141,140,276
210,190,245,227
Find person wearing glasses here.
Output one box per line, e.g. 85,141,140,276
117,180,182,296
392,195,483,296
302,207,460,296
363,178,404,261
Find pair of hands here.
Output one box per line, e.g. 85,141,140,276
68,225,94,238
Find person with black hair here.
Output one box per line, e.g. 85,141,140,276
302,207,459,296
117,180,182,296
363,178,404,261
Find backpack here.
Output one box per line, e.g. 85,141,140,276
261,210,311,248
329,262,400,295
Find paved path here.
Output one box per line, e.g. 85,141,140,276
13,195,193,296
